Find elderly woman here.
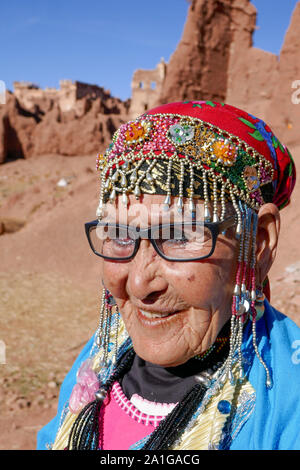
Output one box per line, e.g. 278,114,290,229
37,101,300,450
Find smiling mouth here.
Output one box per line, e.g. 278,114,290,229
138,308,178,319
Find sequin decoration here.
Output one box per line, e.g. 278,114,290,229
212,140,238,167
169,123,195,145
243,166,260,192
124,120,151,147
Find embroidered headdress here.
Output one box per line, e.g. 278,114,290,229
96,100,295,223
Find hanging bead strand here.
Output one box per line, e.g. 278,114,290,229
96,287,106,349
220,179,227,222
188,161,195,215
229,186,242,237
202,169,211,221
177,159,185,213
112,307,120,366
212,173,219,222
163,158,173,210
249,212,272,388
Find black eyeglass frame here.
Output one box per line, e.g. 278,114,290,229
84,216,237,262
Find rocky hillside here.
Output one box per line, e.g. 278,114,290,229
0,84,129,163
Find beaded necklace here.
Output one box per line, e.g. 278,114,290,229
195,335,229,362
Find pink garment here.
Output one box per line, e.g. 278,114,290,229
99,382,165,450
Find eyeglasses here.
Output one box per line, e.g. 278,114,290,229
84,216,236,262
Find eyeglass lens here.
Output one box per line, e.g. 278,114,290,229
88,223,214,260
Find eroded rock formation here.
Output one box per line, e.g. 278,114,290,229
156,0,300,148
0,81,130,162
159,0,256,104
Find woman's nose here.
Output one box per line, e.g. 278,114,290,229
127,239,168,302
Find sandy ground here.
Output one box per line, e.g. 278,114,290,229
0,151,299,450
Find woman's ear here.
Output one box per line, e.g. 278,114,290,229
256,203,280,284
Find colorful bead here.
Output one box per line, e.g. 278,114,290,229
217,400,232,415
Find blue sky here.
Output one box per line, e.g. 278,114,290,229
1,0,298,100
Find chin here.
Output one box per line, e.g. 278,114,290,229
133,343,189,367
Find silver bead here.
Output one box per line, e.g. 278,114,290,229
194,374,211,387
236,222,242,236
109,188,116,202
134,185,141,198
95,388,107,402
266,377,272,389
121,174,127,187
130,170,137,183
177,197,183,212
228,370,235,385
164,194,171,206
233,284,241,296
204,207,211,221
104,179,111,189
219,372,228,384
146,172,153,183
112,171,119,182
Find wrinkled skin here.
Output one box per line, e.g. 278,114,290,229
99,194,280,367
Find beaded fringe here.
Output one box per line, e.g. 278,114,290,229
222,202,272,388
96,151,262,220
96,287,121,367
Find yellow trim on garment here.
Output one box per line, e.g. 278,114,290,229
174,368,254,450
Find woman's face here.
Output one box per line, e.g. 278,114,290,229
99,194,238,367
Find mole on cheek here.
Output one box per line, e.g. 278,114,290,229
187,274,195,282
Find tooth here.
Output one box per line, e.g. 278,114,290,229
140,309,170,318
